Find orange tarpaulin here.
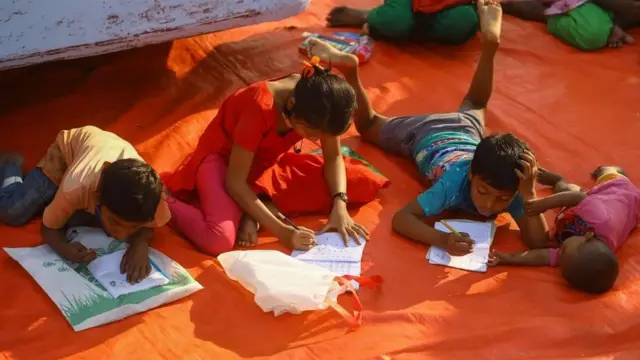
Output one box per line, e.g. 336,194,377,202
1,0,639,358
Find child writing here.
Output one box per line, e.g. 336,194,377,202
488,167,639,294
307,0,548,256
0,126,170,283
163,61,370,256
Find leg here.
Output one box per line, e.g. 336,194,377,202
414,4,480,45
304,38,391,146
593,0,640,28
168,154,242,256
328,0,414,39
537,168,581,193
458,0,502,126
0,167,58,227
236,196,280,247
547,3,613,51
501,0,548,22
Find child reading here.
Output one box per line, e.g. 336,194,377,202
0,126,170,283
501,0,635,50
307,0,548,255
326,0,479,45
162,62,370,256
488,167,639,294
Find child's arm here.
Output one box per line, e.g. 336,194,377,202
121,227,153,284
226,144,315,249
41,224,96,263
487,249,552,267
513,152,550,249
392,200,475,256
319,136,369,244
525,191,587,215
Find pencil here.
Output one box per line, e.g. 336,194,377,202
277,212,300,230
440,220,461,236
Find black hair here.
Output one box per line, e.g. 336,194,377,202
591,166,627,180
561,241,619,294
470,133,530,192
99,158,164,223
288,65,356,136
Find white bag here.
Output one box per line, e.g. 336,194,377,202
218,250,379,329
4,227,203,332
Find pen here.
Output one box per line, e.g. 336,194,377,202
277,212,299,230
440,220,461,237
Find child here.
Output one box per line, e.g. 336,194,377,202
0,126,170,283
488,167,639,294
326,0,479,45
308,0,549,255
162,61,370,256
501,0,635,50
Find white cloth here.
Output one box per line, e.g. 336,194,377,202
218,250,348,316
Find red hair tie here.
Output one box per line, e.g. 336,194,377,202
301,56,322,78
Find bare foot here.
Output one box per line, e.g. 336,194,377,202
0,153,24,167
326,6,368,28
537,167,565,187
608,25,635,48
236,215,259,248
477,0,503,45
305,38,359,70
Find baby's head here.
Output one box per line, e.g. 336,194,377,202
559,233,619,294
284,61,356,141
98,158,164,241
591,165,627,181
469,133,530,217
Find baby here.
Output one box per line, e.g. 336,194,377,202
488,166,639,294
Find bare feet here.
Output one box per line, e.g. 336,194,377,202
326,6,368,28
305,38,359,70
608,25,635,48
0,153,24,167
236,215,259,248
477,0,503,45
537,167,564,187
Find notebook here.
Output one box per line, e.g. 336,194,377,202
291,232,366,289
87,249,170,298
426,220,497,272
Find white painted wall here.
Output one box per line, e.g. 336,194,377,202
0,0,310,70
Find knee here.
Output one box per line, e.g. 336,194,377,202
194,222,237,256
424,5,479,45
367,5,414,38
0,211,31,227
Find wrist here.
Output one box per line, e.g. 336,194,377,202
520,189,537,201
275,223,293,240
435,231,450,248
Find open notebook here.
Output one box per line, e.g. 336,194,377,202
87,249,170,298
291,233,366,289
426,220,497,272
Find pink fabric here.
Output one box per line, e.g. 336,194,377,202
168,154,242,256
573,177,640,251
542,0,589,15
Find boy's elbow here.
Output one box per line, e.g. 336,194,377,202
392,208,409,234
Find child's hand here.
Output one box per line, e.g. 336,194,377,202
59,242,96,263
515,150,538,199
120,241,151,284
524,199,547,216
283,226,317,250
487,249,507,266
445,232,474,256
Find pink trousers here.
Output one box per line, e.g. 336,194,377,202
168,154,242,256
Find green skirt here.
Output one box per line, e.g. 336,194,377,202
367,0,479,45
547,2,613,51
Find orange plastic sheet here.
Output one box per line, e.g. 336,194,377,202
1,0,639,358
